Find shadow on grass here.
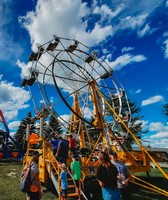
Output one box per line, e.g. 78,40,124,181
130,177,168,200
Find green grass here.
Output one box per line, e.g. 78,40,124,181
0,161,57,200
0,161,168,200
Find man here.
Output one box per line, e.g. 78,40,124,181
29,132,39,149
27,151,42,200
50,137,59,155
109,150,133,200
69,134,76,154
56,136,69,164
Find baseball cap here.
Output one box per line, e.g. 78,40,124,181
72,154,78,158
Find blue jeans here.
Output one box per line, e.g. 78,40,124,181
102,187,121,200
27,191,40,200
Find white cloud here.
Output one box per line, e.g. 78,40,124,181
93,4,124,19
137,23,157,38
0,0,23,61
141,121,168,148
120,14,148,31
163,32,168,37
107,53,147,71
163,39,168,59
145,138,168,148
122,47,134,53
135,89,141,94
16,60,32,79
139,120,149,131
149,122,168,132
19,0,113,51
58,114,70,132
137,23,150,38
141,95,164,106
150,131,168,139
8,121,21,131
0,77,30,121
166,0,168,7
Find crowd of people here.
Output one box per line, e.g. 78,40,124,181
25,132,133,200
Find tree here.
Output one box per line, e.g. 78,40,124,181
45,114,63,140
163,104,168,118
14,112,36,148
106,96,146,151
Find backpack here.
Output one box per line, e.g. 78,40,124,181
20,164,32,193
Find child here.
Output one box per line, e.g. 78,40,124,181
70,154,81,200
60,163,68,200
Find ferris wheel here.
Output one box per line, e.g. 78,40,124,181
21,35,131,137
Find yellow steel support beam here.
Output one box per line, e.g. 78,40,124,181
96,88,168,180
131,175,168,197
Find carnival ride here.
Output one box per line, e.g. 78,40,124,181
21,36,168,199
0,110,24,159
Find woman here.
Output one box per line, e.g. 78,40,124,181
27,151,42,200
96,151,121,200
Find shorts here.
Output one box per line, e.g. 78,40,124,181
102,187,121,200
60,189,67,197
27,191,40,200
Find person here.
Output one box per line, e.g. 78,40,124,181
50,137,59,155
69,134,76,154
109,150,133,200
60,163,68,200
29,132,39,149
70,154,81,200
96,151,121,200
56,136,69,164
27,151,42,200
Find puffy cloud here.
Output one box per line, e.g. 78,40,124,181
0,76,30,121
107,53,147,71
146,138,168,148
150,131,168,139
141,121,168,148
16,60,31,79
149,122,168,131
19,0,112,51
8,121,21,131
141,95,164,106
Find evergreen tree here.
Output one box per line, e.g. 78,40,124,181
46,114,63,140
14,112,36,148
163,104,168,118
106,97,146,151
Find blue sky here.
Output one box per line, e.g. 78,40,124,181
0,0,168,148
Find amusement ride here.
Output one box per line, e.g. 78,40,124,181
20,35,168,199
0,109,24,159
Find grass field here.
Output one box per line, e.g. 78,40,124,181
0,161,57,200
0,161,168,200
